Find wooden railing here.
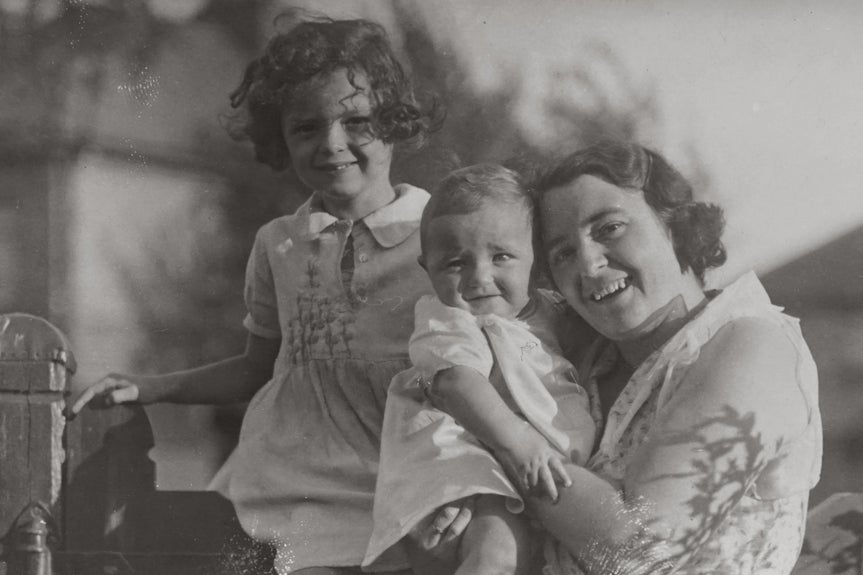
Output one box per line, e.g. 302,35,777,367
0,313,859,574
0,314,270,575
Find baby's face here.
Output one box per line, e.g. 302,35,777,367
420,203,534,318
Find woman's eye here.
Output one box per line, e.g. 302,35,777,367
550,247,575,265
493,253,513,263
597,222,625,239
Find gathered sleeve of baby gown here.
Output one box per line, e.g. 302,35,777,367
409,295,493,382
242,225,282,339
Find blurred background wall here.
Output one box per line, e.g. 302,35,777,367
1,0,860,503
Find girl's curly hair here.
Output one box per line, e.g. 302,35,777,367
533,140,727,283
227,11,443,171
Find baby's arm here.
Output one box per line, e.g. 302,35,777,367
411,296,572,499
431,365,572,501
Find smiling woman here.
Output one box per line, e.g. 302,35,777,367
527,140,822,575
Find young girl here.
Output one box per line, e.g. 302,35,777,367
363,164,597,574
70,14,448,575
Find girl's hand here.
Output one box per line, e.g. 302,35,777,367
407,496,475,574
495,424,572,502
67,373,141,419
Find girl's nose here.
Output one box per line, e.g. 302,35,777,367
319,122,349,154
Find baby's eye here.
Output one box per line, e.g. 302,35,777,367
445,259,464,270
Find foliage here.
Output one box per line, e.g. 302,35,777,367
88,0,691,377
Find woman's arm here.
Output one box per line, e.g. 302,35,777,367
70,332,280,414
433,365,571,499
528,317,811,572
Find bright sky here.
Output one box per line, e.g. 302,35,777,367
411,0,863,286
276,1,863,284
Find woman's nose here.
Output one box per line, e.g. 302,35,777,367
576,241,607,277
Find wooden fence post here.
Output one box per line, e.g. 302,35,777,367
0,313,74,575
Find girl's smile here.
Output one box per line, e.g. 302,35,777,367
282,68,395,220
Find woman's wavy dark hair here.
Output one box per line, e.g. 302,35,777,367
533,140,726,283
227,10,443,171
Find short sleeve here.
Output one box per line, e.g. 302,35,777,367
242,226,281,339
409,296,494,379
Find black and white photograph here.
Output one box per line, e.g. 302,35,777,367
1,1,861,573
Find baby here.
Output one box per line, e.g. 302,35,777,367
364,164,596,574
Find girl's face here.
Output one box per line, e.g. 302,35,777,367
541,175,703,341
281,68,394,216
420,202,534,319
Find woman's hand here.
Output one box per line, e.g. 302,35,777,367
406,496,475,575
495,423,572,502
67,373,143,419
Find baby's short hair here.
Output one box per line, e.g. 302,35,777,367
420,163,533,254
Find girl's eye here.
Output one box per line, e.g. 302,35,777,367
290,122,319,137
343,116,372,134
344,116,371,126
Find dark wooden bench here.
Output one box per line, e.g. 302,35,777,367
1,313,859,574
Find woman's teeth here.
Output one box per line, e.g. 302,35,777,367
590,278,629,302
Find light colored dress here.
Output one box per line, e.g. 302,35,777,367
209,184,432,574
544,272,822,575
364,291,596,567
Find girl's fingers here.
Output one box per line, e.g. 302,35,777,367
69,382,109,415
68,378,134,417
109,385,139,405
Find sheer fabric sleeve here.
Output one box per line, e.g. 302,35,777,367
242,226,281,339
408,296,493,380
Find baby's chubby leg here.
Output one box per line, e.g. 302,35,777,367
455,494,533,575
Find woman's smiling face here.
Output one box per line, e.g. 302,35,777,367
541,174,703,341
